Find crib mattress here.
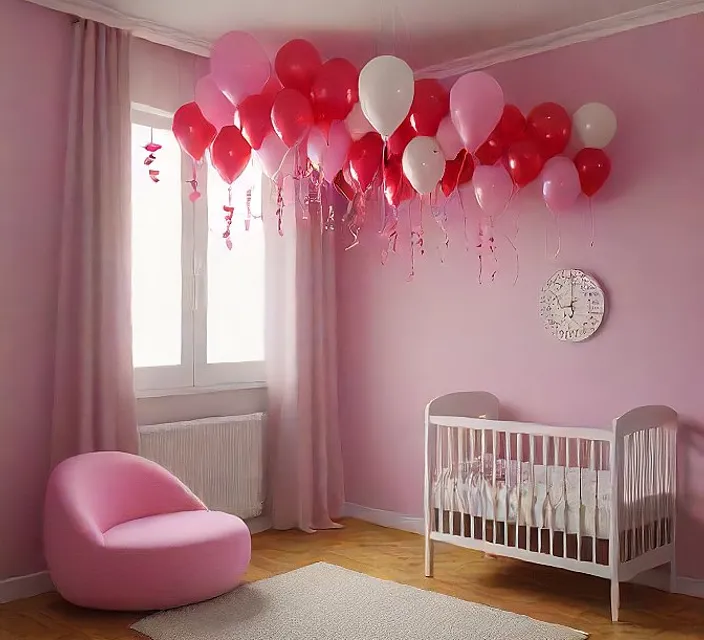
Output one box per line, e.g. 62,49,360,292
433,461,667,539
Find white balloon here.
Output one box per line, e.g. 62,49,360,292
358,55,414,138
345,103,375,141
402,136,445,195
573,103,617,149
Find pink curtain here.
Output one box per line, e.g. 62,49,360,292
265,185,344,531
51,20,138,466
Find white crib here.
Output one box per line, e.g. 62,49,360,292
423,392,677,623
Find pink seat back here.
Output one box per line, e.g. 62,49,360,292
46,451,206,538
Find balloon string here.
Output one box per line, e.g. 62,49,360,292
325,203,335,231
344,191,366,251
186,161,201,202
549,213,562,260
276,185,284,237
589,197,595,248
222,185,234,251
503,232,520,286
381,206,398,265
431,191,449,263
380,138,388,234
245,188,252,231
488,219,497,283
457,188,470,252
477,217,496,284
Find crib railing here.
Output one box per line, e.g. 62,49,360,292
427,414,676,571
619,424,676,562
424,399,678,623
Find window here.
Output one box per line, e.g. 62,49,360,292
131,109,265,393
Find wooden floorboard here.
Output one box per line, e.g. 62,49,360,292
1,518,702,639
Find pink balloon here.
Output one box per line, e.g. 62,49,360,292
307,121,352,182
435,116,464,160
450,72,504,152
255,132,288,179
473,164,514,218
210,31,271,105
542,156,581,213
194,75,235,131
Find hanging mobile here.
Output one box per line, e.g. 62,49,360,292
143,127,162,183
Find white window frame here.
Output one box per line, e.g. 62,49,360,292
131,106,266,395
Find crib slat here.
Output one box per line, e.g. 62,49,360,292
516,434,522,549
449,429,454,537
641,430,647,556
506,431,512,547
575,438,581,561
543,435,552,556
458,428,465,538
482,428,487,542
469,429,475,540
591,439,597,563
530,435,536,551
436,427,443,535
655,427,662,547
492,429,498,544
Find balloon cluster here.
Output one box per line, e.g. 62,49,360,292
170,30,616,262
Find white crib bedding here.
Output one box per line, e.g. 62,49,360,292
433,460,668,539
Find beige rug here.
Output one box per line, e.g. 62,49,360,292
132,562,588,640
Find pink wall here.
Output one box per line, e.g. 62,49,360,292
337,14,704,578
0,0,71,580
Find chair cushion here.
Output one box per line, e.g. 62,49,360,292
104,510,245,550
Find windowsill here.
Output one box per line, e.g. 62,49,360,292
136,381,267,399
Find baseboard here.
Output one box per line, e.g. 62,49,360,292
678,577,704,599
343,502,424,535
343,503,704,599
0,571,54,604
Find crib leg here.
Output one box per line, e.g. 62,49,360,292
424,535,434,577
610,579,620,623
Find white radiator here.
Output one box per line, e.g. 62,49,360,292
139,413,265,520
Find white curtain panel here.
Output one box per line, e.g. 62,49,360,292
51,20,138,465
265,183,345,531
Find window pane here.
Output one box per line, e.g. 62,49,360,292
131,123,183,368
206,161,265,364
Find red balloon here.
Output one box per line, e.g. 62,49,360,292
211,125,251,184
506,139,544,187
475,135,504,166
476,105,526,165
172,102,217,162
275,39,322,95
498,104,527,144
236,93,274,150
332,169,356,201
387,117,416,158
271,88,313,148
261,76,283,99
441,150,475,197
527,102,571,160
384,155,415,207
408,78,449,136
348,132,383,192
310,58,359,127
574,148,611,197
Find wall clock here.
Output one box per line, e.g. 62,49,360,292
539,269,605,342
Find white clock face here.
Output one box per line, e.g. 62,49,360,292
539,269,605,342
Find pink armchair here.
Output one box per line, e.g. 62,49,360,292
44,451,251,611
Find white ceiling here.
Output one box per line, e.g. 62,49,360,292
27,0,704,69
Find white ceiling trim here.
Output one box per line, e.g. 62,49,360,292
24,0,212,56
416,0,704,78
24,0,704,74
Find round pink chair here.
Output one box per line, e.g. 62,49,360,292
44,451,251,611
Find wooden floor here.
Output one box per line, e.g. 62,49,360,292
1,518,702,639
